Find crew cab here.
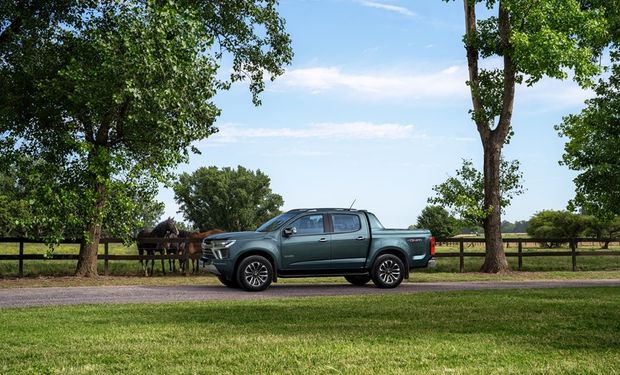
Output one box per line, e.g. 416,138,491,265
200,208,436,291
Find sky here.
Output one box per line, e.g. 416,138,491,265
159,0,597,229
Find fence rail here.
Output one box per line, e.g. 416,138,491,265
435,237,620,273
0,237,203,277
1,237,619,277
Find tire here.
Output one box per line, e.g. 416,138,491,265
371,254,405,288
217,275,239,288
344,275,371,286
236,255,273,292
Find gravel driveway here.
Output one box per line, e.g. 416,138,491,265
1,279,619,308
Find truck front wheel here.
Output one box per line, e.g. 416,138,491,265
236,255,273,292
371,254,404,288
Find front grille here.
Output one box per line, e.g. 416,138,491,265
202,240,215,259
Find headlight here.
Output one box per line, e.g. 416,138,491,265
214,240,236,248
211,240,236,259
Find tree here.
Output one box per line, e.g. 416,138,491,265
0,2,292,276
556,54,620,219
429,159,524,229
527,210,591,248
442,0,607,272
0,169,30,237
174,166,284,232
583,215,620,249
412,206,459,239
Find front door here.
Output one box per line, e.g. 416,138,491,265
280,214,331,270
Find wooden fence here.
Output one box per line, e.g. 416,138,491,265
435,237,620,273
1,237,619,277
0,237,201,277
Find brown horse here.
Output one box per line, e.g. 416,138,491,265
184,229,225,273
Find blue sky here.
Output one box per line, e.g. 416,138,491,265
159,0,595,228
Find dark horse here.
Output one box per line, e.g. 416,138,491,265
165,230,192,273
136,217,179,276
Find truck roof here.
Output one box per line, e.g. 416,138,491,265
286,208,368,213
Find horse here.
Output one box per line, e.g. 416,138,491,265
136,217,179,276
164,230,192,273
184,229,225,273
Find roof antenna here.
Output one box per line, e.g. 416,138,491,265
348,199,357,210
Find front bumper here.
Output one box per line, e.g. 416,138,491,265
198,258,221,275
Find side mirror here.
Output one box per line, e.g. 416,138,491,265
283,227,297,237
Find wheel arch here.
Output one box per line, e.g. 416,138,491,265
371,248,410,279
234,249,278,282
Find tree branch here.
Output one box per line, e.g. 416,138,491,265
495,0,516,143
463,0,490,142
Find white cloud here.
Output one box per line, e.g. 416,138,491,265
210,122,425,143
277,63,595,109
278,65,468,99
359,1,416,17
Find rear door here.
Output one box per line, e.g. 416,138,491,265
280,214,331,270
329,213,370,269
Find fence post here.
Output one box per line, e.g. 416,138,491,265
18,241,24,278
104,241,109,276
571,239,577,272
518,239,523,272
459,240,464,273
184,239,190,277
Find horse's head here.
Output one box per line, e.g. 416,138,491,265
165,217,179,236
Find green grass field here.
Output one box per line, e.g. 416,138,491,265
0,287,618,374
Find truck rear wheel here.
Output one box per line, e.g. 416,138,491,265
344,275,371,286
371,254,404,288
236,255,273,292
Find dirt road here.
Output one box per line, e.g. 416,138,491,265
1,279,619,308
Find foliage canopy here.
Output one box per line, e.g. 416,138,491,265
0,1,292,276
174,166,284,232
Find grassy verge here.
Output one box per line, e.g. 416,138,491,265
0,287,618,374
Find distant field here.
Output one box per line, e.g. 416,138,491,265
0,240,619,278
0,287,618,374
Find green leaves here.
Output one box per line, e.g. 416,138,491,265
174,166,284,232
556,53,620,218
414,206,460,239
429,159,525,227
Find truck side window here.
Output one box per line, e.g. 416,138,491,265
332,214,361,233
290,214,325,235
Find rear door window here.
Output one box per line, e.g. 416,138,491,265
332,214,361,233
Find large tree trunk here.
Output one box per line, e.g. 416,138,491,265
480,140,509,272
75,181,107,277
75,138,109,277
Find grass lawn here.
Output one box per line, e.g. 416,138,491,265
0,287,618,374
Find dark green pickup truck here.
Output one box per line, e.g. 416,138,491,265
200,208,436,291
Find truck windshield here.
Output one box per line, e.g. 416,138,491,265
256,212,298,232
367,213,385,230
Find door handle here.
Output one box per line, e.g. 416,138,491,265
356,236,365,240
319,238,328,242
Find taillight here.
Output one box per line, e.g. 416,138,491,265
430,236,436,256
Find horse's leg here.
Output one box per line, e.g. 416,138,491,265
160,249,166,276
149,250,155,276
